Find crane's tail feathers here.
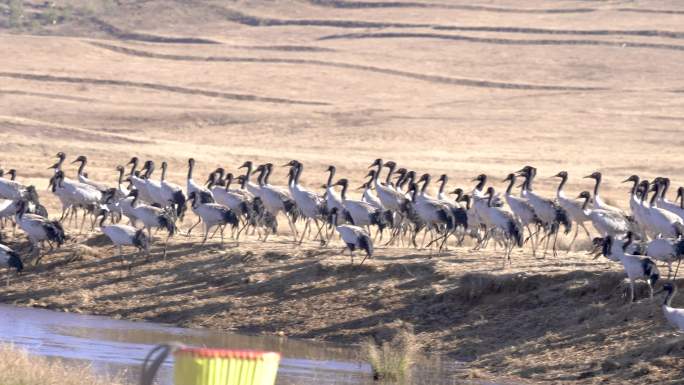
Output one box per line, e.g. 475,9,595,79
7,250,23,272
158,214,176,236
172,190,187,219
555,206,572,234
642,258,660,287
451,207,468,229
223,209,240,228
509,220,524,247
45,221,66,246
359,233,373,258
133,229,149,251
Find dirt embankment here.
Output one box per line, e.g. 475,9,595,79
0,228,682,384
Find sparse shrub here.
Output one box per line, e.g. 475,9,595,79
8,0,24,29
363,327,416,382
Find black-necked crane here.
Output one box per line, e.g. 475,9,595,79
97,211,149,268
127,157,154,204
238,161,262,197
72,155,108,192
517,166,571,257
52,171,103,233
48,152,66,173
652,177,684,220
578,191,629,237
553,171,592,251
0,168,27,201
186,158,214,200
284,160,326,244
334,178,390,233
5,169,16,181
361,170,384,211
584,171,625,215
658,283,684,331
15,200,65,265
644,238,684,279
328,207,373,265
642,180,684,238
484,186,523,264
140,160,167,208
252,163,299,242
187,191,239,245
368,159,407,213
127,189,175,258
407,176,455,251
0,243,22,286
503,173,539,255
159,161,187,219
602,236,659,302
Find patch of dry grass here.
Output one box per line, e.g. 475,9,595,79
0,344,126,385
363,327,417,383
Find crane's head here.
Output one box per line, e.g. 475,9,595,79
515,165,534,176
418,173,430,183
437,174,447,183
485,186,495,197
127,157,139,166
622,175,639,184
282,160,299,168
334,178,349,188
471,174,486,182
55,152,66,160
553,171,568,179
239,160,252,169
188,158,195,167
584,171,601,180
326,165,335,173
369,158,383,169
503,173,516,182
71,155,87,164
383,161,397,169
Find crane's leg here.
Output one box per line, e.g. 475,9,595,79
287,215,298,243
552,228,560,257
629,281,635,303
566,225,580,253
163,234,170,260
299,219,310,245
202,224,209,245
186,219,201,236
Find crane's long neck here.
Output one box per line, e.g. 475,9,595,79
326,167,336,188
664,289,675,307
487,192,494,207
240,176,247,190
131,193,138,207
557,174,567,193
640,186,649,205
257,167,267,186
264,166,272,185
438,176,447,196
129,160,138,177
593,175,602,197
146,163,155,179
295,164,303,186
225,175,232,191
581,195,590,210
662,180,670,200
474,177,486,192
628,178,639,197
244,163,253,184
160,164,167,182
77,160,86,176
506,177,515,195
340,182,348,200
385,164,396,185
650,184,660,207
117,168,124,187
187,161,194,180
421,176,430,195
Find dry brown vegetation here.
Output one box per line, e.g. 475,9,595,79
0,344,126,385
2,0,684,383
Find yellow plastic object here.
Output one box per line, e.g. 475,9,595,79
173,347,281,385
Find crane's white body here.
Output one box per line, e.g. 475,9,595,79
0,178,26,200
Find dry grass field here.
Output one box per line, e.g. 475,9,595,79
2,0,684,383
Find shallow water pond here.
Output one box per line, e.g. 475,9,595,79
0,304,500,384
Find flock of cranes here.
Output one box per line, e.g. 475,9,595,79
0,154,683,331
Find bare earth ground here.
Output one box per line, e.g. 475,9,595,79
2,0,684,383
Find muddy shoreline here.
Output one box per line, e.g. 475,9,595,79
1,231,681,384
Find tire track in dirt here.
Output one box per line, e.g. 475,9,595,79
307,0,596,14
0,72,329,106
89,41,605,92
318,32,684,52
89,18,221,44
218,8,684,40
